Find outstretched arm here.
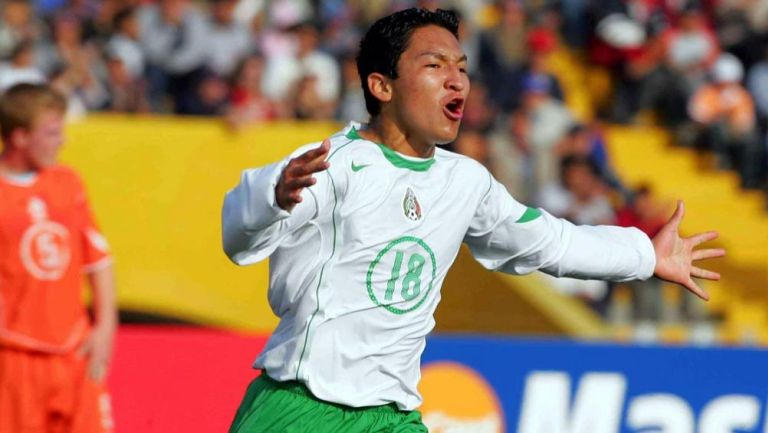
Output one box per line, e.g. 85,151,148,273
652,201,725,300
465,175,658,281
466,173,726,294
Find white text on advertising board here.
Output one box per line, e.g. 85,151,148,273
518,372,760,433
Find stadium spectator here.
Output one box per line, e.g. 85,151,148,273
561,0,589,47
518,72,574,198
747,48,768,122
252,1,304,62
138,0,210,113
689,53,763,189
586,0,648,71
537,154,615,226
37,13,108,117
608,12,667,123
0,40,45,92
316,2,363,58
656,5,720,127
291,74,336,120
617,184,667,244
477,0,530,111
0,0,42,60
105,7,144,82
30,11,109,117
277,21,340,111
480,0,529,73
663,6,719,81
226,53,280,127
713,2,766,71
61,0,120,44
102,54,149,113
205,0,251,79
554,123,625,194
48,59,109,120
524,26,563,100
231,0,268,27
192,69,230,116
58,0,100,23
36,12,91,77
488,110,534,202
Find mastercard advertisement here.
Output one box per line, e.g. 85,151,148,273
421,336,768,433
108,328,768,433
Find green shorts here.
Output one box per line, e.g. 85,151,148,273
229,373,428,433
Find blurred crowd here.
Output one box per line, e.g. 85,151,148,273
2,0,765,324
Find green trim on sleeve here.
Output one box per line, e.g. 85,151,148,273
515,207,542,223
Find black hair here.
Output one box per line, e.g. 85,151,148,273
112,7,136,31
10,39,34,61
356,8,459,117
559,154,600,185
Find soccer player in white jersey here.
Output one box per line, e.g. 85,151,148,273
222,8,724,433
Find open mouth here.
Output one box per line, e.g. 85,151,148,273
443,97,465,121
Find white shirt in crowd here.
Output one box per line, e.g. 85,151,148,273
0,64,45,93
262,50,341,102
106,34,145,80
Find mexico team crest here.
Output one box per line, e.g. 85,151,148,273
403,187,422,221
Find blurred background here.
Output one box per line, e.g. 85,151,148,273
2,0,768,431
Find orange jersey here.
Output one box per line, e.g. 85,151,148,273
689,83,755,133
0,165,111,353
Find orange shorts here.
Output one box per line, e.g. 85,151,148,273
0,348,113,433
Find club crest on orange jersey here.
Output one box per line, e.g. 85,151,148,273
403,187,422,221
20,197,71,280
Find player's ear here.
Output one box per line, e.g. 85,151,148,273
8,128,29,150
367,72,393,104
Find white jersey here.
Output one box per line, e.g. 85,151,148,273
222,122,656,410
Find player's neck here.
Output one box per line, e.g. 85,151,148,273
361,116,435,159
0,152,36,176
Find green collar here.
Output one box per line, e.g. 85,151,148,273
345,127,435,172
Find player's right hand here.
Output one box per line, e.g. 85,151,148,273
275,139,330,211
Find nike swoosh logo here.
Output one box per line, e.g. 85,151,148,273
351,161,370,172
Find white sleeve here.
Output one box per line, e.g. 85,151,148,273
464,175,656,282
221,149,333,266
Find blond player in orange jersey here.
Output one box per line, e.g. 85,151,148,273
0,83,116,433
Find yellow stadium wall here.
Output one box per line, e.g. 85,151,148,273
62,115,338,332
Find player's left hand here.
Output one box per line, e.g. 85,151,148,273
76,324,115,382
652,200,725,300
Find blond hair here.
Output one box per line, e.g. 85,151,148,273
0,83,67,140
